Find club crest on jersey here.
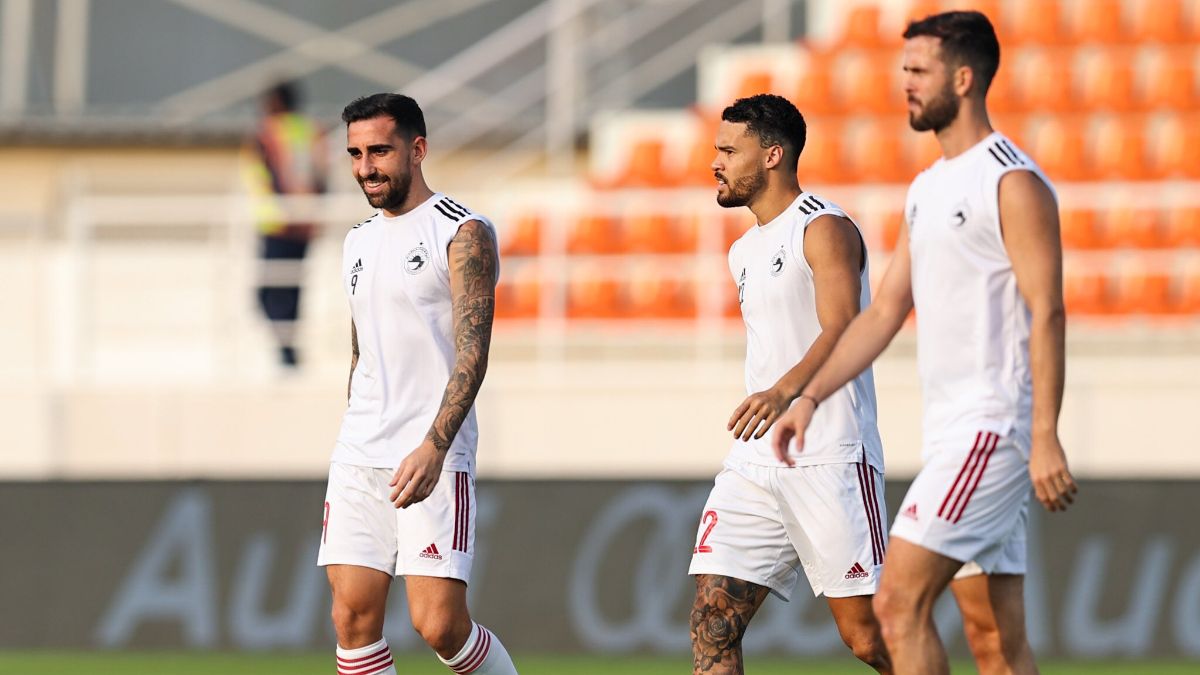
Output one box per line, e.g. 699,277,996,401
405,245,430,275
769,246,786,277
948,200,971,228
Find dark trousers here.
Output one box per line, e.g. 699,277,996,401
257,234,309,363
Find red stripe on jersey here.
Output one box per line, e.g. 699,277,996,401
938,432,984,519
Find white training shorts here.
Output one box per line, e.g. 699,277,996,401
891,430,1030,577
688,458,887,601
317,462,475,581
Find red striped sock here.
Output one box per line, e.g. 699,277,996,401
335,638,396,675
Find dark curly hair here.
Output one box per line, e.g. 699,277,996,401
341,93,427,139
721,94,807,171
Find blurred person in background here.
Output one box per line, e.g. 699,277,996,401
688,94,891,675
774,11,1077,675
317,93,518,675
243,80,327,369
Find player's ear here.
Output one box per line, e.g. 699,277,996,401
410,136,428,164
764,144,784,170
954,64,974,98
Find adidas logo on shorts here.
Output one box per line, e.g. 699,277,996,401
844,562,870,580
419,543,443,560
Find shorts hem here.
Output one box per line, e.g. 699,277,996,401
890,531,972,567
688,565,793,602
316,558,396,577
822,581,881,598
397,565,472,584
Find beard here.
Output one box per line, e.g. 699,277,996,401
908,81,961,133
716,168,766,208
360,170,412,212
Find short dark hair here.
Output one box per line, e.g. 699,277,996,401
721,94,807,170
903,11,1001,95
341,93,427,139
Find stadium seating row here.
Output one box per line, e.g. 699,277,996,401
499,206,1200,257
593,112,1200,188
841,0,1200,48
494,259,1200,320
724,46,1198,116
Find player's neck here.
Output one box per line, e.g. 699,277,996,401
749,183,802,226
935,103,994,161
381,181,436,218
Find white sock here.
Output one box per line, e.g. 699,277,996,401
336,638,397,675
438,622,518,674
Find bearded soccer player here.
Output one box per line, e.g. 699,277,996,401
773,12,1077,675
688,94,892,675
317,93,518,675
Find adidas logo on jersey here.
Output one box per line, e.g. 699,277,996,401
419,543,443,560
844,562,870,579
901,503,918,520
350,258,363,274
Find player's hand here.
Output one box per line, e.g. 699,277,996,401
728,387,791,442
771,397,817,467
389,440,446,509
1029,433,1077,513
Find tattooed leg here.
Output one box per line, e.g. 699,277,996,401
691,574,770,675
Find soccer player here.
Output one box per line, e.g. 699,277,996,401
317,93,518,675
773,12,1077,675
688,94,891,675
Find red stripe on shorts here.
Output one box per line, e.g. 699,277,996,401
856,461,883,565
938,431,984,519
951,432,1000,523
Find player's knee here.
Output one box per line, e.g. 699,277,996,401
330,601,384,647
872,586,918,638
840,626,890,670
963,614,1028,667
411,611,469,657
689,594,750,653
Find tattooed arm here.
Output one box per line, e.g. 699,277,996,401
348,319,358,404
388,219,498,509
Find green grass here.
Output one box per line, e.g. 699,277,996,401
0,653,1195,674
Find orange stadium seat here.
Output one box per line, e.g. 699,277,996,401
500,212,542,256
724,213,754,250
1164,207,1200,247
735,70,775,102
839,5,887,48
494,265,541,320
1063,269,1110,315
621,137,670,188
1148,114,1200,178
1092,117,1147,179
1104,207,1163,249
987,63,1020,113
1019,51,1074,112
683,113,720,185
621,212,697,254
1079,52,1136,112
1060,209,1103,249
1133,0,1187,43
797,119,846,183
794,60,837,115
566,266,623,319
847,119,909,183
1178,267,1200,314
1068,0,1126,44
880,210,905,251
839,52,901,114
1142,49,1196,110
568,214,620,254
1010,0,1063,44
1028,118,1087,180
1112,269,1174,315
627,268,697,319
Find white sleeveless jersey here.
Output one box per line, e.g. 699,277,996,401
729,191,884,470
333,193,496,472
906,132,1054,458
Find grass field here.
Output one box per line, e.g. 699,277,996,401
0,653,1196,674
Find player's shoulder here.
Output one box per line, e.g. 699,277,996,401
981,133,1034,172
796,192,851,227
430,193,481,225
349,211,380,232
